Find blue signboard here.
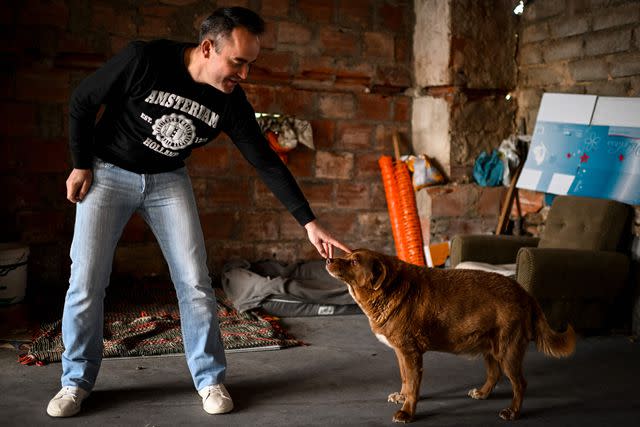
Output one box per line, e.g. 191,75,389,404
517,94,640,206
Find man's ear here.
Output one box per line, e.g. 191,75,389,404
371,258,387,291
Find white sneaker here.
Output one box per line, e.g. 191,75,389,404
46,386,90,417
198,384,234,414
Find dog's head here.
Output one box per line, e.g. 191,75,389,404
325,248,389,294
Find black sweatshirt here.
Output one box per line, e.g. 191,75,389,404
69,39,315,226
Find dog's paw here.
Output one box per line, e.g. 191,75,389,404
388,392,405,404
392,410,413,423
468,388,488,400
499,408,519,421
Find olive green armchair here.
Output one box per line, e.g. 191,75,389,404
450,195,632,333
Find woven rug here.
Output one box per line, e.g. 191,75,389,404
19,281,302,366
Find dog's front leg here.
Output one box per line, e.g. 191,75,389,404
388,347,408,405
391,348,422,423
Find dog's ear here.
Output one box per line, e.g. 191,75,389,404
371,257,387,291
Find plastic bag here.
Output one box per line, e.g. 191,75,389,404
498,136,521,186
473,150,504,187
402,154,446,190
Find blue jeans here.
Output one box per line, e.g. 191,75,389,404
61,158,226,392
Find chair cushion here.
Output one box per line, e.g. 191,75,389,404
539,196,630,251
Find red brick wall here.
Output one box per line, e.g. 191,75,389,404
0,1,412,288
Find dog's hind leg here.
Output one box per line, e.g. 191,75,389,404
391,349,423,423
468,353,501,400
497,339,528,420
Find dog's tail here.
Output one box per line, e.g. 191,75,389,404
532,301,576,358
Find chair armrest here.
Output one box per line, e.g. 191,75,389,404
450,235,540,267
516,247,630,299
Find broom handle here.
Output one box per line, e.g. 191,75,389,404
392,132,401,161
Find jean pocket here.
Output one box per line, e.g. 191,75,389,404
94,158,116,169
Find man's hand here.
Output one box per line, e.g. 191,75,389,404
66,168,93,203
304,219,351,258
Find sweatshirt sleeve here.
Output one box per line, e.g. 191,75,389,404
68,41,147,169
222,90,316,227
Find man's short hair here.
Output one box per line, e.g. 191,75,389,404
199,7,265,52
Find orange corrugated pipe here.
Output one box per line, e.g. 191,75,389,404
378,133,426,266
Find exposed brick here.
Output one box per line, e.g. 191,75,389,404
299,181,333,207
139,15,174,38
255,241,305,262
17,210,67,242
207,179,251,205
315,151,354,179
187,144,231,176
0,102,38,137
279,215,307,240
358,211,391,239
319,28,360,56
239,211,280,240
522,23,550,43
309,119,335,150
286,146,314,178
227,140,258,177
251,50,295,79
593,3,640,31
336,122,373,150
429,184,479,218
278,21,313,45
375,125,409,153
477,186,506,217
298,56,337,81
91,3,137,36
273,87,316,117
261,19,277,49
355,93,392,121
355,152,384,179
17,0,68,29
519,44,543,65
394,97,411,122
582,78,631,96
543,37,584,62
363,32,394,59
395,36,410,63
297,0,334,23
243,83,276,113
375,65,412,88
338,0,371,29
379,2,406,33
253,179,285,209
261,0,290,18
15,69,70,103
19,138,69,173
521,64,568,87
121,214,151,243
584,28,632,56
200,211,240,240
569,57,610,81
114,244,168,278
318,93,356,119
336,182,370,209
549,16,590,39
610,53,640,78
523,0,566,22
511,189,544,216
315,210,359,239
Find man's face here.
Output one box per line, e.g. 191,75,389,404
205,26,260,93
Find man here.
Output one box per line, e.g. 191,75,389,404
47,6,351,418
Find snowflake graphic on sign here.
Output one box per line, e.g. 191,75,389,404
584,132,600,152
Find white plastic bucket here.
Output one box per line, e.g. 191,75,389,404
0,243,29,305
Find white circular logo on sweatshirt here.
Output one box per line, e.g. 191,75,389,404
152,113,195,150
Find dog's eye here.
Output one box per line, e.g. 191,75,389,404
351,259,358,266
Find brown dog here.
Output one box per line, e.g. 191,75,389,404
326,248,576,423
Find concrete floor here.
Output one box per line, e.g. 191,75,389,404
1,314,640,426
